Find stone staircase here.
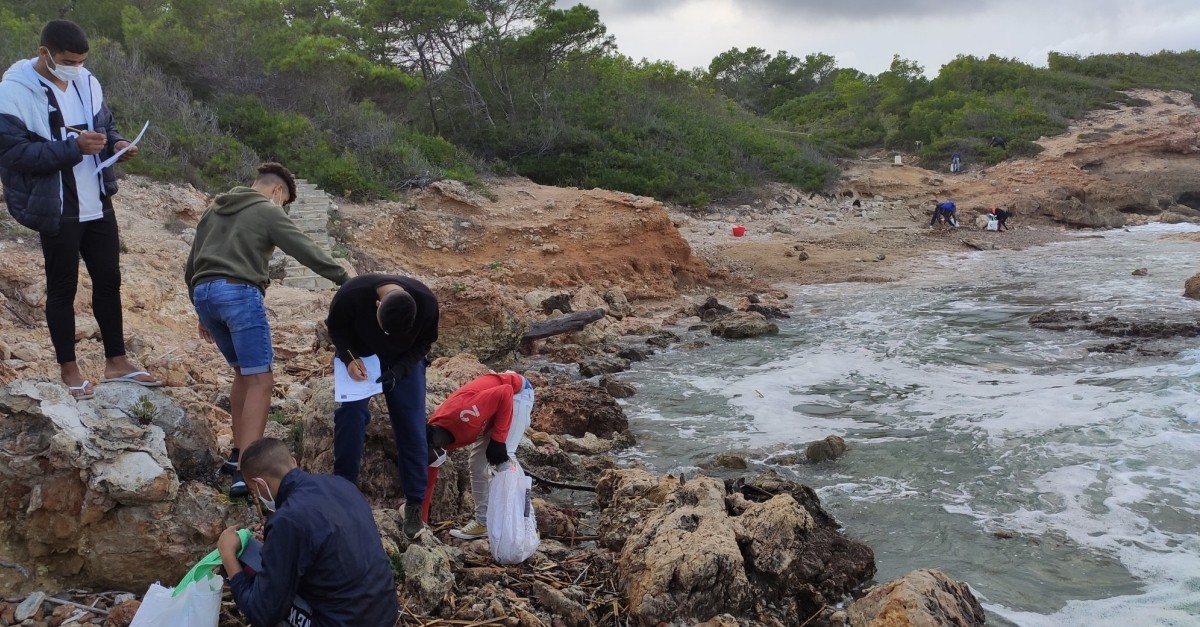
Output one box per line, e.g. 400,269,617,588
280,179,338,289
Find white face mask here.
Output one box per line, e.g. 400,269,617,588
46,54,82,82
429,447,448,468
253,479,276,513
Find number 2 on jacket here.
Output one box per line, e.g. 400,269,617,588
460,405,480,422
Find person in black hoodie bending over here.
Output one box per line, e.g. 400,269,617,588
325,273,438,539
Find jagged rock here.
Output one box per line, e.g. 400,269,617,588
0,380,242,594
711,312,779,339
73,316,100,341
712,453,748,469
301,379,400,503
599,374,636,399
1186,273,1200,300
426,354,492,411
690,297,734,322
646,331,680,348
619,477,753,623
430,277,529,369
1028,309,1091,330
533,498,576,538
531,581,590,627
561,432,612,455
400,544,457,615
570,285,609,312
848,569,985,627
746,303,791,320
805,435,848,463
616,346,652,362
531,382,631,440
578,356,631,378
596,469,680,551
1131,267,1149,276
106,599,140,627
603,287,632,319
539,293,573,314
10,341,41,362
91,384,219,482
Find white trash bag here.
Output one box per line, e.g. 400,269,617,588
129,572,222,627
130,529,250,627
487,463,539,564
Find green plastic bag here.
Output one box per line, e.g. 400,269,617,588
173,528,253,596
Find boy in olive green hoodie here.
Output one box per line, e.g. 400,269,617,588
184,162,348,497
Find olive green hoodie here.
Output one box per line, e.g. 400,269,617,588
184,187,348,298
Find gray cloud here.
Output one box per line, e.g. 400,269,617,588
566,0,991,20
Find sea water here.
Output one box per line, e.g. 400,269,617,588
617,224,1200,626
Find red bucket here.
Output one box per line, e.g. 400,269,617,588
732,225,746,237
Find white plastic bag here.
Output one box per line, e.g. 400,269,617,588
487,463,539,564
129,574,222,627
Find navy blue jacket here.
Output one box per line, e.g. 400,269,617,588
229,469,398,627
0,59,124,235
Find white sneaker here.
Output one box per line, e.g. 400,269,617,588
449,521,488,540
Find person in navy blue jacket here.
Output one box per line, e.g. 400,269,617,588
217,438,398,627
0,20,159,399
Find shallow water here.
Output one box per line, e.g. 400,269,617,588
617,224,1200,626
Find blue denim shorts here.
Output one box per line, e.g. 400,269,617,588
192,279,273,375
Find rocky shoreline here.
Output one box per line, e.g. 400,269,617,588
4,89,1200,626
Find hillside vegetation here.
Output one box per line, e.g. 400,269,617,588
3,2,1199,205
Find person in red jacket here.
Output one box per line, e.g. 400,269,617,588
422,372,534,539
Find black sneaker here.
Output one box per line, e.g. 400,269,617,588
403,504,423,540
230,471,249,498
221,449,240,475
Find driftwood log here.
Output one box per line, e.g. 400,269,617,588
521,308,606,342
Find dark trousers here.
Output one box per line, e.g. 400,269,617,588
332,358,428,504
39,212,125,364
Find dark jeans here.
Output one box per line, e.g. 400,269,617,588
332,358,428,503
39,212,125,364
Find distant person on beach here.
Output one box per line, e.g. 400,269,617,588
931,201,958,227
0,20,160,398
423,372,535,539
217,438,398,627
326,273,439,540
950,153,963,173
185,162,349,497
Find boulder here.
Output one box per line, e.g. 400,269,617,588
848,569,985,627
570,286,609,312
805,435,848,463
599,374,636,399
426,354,492,412
1185,273,1200,300
10,341,42,363
400,543,457,615
539,293,573,314
91,383,219,482
300,379,402,503
531,382,631,440
1131,268,1149,277
611,469,876,625
578,356,631,378
430,277,529,369
0,380,241,593
561,432,612,455
690,297,734,322
711,453,748,469
619,477,753,624
602,287,632,319
711,312,779,339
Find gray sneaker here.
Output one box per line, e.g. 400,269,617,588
403,504,423,540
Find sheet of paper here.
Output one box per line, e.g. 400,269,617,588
333,354,382,402
94,121,149,174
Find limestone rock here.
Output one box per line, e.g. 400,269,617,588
805,435,848,463
426,354,492,411
531,382,631,440
73,316,100,341
1185,273,1200,300
712,452,748,469
561,432,612,455
400,544,457,615
619,477,752,624
711,312,779,339
595,469,680,551
10,341,41,362
689,297,734,322
91,384,219,482
598,374,636,399
578,356,631,378
602,287,632,319
430,277,529,369
0,382,241,593
570,285,609,312
301,379,403,503
848,569,985,627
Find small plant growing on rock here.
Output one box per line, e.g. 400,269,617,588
451,281,467,293
388,551,405,582
131,395,158,425
487,260,503,270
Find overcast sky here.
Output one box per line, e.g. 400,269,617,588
560,0,1200,76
